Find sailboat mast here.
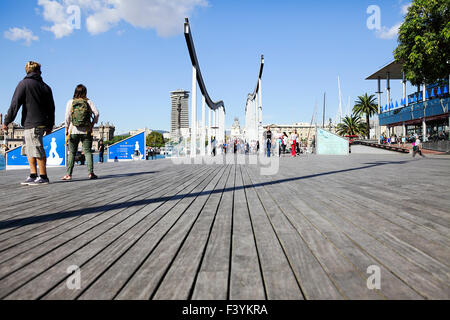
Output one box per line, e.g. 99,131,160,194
323,92,326,129
338,76,343,123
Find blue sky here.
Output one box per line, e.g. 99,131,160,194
0,0,413,134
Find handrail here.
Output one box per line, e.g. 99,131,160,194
184,18,225,112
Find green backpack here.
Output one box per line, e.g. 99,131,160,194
71,98,92,127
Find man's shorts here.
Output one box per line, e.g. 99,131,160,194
21,127,46,159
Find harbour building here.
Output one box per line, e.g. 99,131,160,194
367,61,449,152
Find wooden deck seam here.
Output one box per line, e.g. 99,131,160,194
38,166,219,300
149,165,230,300
0,166,215,298
0,166,203,268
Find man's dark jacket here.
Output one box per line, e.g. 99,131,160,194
4,72,55,130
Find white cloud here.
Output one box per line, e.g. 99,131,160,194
4,27,39,45
401,3,412,15
37,0,208,39
376,22,402,40
38,0,75,38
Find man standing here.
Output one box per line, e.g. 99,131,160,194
264,126,273,157
98,140,105,163
3,61,55,185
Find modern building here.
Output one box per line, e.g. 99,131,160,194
366,61,449,150
170,90,190,138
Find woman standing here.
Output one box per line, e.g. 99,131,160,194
282,132,288,155
290,130,298,157
62,84,99,181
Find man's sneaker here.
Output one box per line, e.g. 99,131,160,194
21,177,36,186
28,177,50,186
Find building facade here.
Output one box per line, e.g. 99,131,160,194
170,90,190,139
264,123,337,146
230,118,243,140
2,122,115,152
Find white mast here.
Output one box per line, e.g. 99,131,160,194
346,96,351,117
337,76,343,124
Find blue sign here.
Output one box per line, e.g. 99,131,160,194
108,131,146,162
6,127,66,170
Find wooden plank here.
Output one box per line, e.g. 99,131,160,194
243,165,344,300
275,171,449,299
8,166,215,299
110,165,228,300
267,176,423,299
229,165,266,300
248,165,383,300
191,165,236,300
319,185,450,273
0,168,190,254
152,165,232,300
0,166,213,298
240,165,304,300
41,166,216,300
0,166,197,268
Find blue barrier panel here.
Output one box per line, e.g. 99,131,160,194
6,127,66,170
316,128,349,155
108,131,146,162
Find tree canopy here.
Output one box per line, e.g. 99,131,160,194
336,115,368,137
353,93,378,139
394,0,450,85
146,131,165,147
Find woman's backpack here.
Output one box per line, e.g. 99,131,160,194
71,98,93,127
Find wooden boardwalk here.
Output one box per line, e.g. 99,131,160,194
0,153,449,300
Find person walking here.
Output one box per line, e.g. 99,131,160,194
98,140,105,163
264,126,273,157
61,84,99,181
412,137,425,158
3,61,55,185
275,128,283,157
212,137,216,157
290,130,298,157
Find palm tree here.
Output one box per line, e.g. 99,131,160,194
336,114,367,137
353,93,378,139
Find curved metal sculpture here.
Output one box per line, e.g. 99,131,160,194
247,55,265,103
184,18,225,157
184,18,225,112
245,55,264,147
